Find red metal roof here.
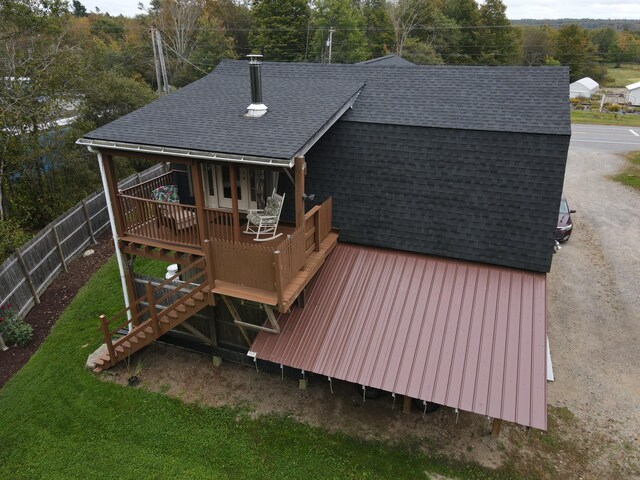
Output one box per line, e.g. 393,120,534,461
250,243,548,430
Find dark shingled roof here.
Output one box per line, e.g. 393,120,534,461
213,61,570,136
84,72,364,160
83,60,570,160
358,54,416,66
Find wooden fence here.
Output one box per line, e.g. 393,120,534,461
0,163,167,319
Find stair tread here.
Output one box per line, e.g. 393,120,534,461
184,299,195,307
193,292,204,301
160,316,170,324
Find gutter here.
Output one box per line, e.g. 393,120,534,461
76,138,292,168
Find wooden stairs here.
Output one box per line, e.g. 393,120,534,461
93,257,210,372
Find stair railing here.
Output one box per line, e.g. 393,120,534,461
98,256,207,363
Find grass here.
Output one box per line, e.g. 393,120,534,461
602,63,640,88
0,257,520,480
571,110,640,127
611,151,640,190
134,256,171,278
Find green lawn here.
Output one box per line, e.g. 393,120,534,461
0,257,518,480
571,110,640,127
602,63,640,88
612,151,640,190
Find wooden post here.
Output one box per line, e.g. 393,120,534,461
190,160,208,245
123,255,139,324
294,156,305,229
403,395,412,414
82,200,97,245
229,165,241,242
491,419,503,438
204,239,216,292
51,226,68,273
16,250,40,305
274,250,284,310
314,210,321,252
102,154,125,237
145,282,159,335
100,314,116,361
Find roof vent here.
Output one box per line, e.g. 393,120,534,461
246,54,267,118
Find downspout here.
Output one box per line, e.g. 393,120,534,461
91,148,132,327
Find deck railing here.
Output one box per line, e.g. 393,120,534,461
204,207,236,242
99,257,208,364
206,197,334,307
304,197,333,255
119,171,175,199
118,195,201,247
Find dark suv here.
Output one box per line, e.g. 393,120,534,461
556,194,576,242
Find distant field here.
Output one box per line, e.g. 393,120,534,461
602,64,640,87
571,110,640,127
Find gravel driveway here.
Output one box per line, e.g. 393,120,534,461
547,146,640,446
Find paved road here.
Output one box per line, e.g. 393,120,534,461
570,123,640,153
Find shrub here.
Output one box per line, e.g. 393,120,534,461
0,304,33,347
0,219,30,263
606,104,622,112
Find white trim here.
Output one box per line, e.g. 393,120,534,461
96,151,132,326
77,138,292,167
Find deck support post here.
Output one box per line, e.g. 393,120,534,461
229,165,241,242
123,254,139,324
204,238,216,293
294,156,305,229
145,282,160,335
403,395,412,414
190,160,208,245
491,419,502,438
101,154,124,237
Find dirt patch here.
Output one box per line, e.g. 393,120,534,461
104,343,507,470
0,233,114,388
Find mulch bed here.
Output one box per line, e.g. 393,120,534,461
0,233,114,388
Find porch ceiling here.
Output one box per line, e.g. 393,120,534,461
250,243,548,430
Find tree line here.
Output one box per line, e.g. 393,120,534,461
1,0,639,260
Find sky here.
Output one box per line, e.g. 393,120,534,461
86,0,640,20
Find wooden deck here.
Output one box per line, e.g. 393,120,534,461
120,197,335,313
122,219,297,253
210,231,338,310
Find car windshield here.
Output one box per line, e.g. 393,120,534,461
559,199,570,214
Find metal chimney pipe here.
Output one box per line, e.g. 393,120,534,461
246,54,267,117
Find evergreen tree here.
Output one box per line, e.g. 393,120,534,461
311,0,368,63
360,0,394,59
72,0,88,17
442,0,479,63
250,0,310,61
476,0,521,65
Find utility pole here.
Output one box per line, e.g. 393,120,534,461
155,29,170,95
150,27,163,97
327,27,335,64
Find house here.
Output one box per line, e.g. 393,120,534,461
358,53,416,66
626,80,640,106
78,57,570,432
569,77,599,99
